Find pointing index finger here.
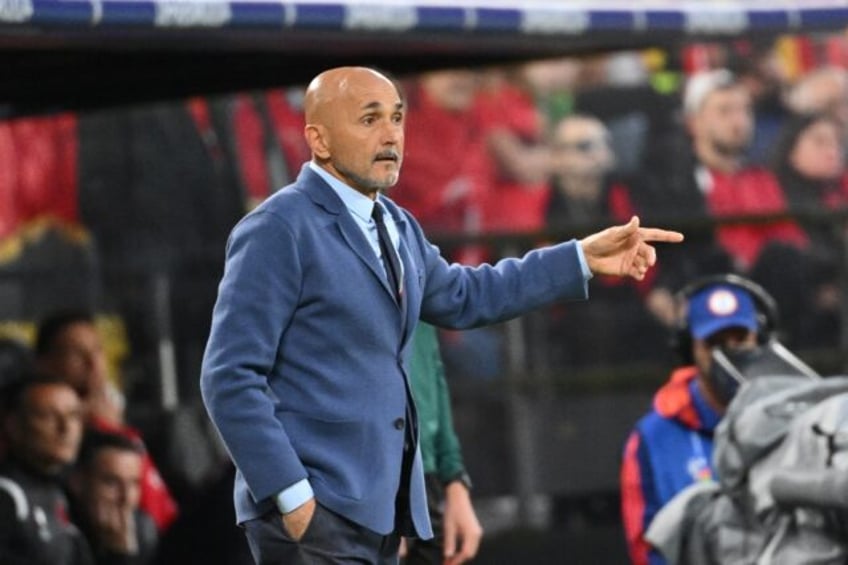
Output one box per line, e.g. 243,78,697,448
638,227,684,243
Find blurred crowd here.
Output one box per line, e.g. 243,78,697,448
2,35,848,375
2,31,848,563
395,35,848,376
0,311,254,564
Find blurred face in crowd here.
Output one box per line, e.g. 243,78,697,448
81,447,143,512
39,321,108,404
790,118,844,181
421,70,478,112
690,85,753,159
692,327,758,410
550,116,614,194
6,383,84,474
304,67,405,198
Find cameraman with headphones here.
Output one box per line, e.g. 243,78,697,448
619,274,772,565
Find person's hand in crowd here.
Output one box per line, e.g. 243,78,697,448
87,377,125,426
443,482,483,565
580,216,684,281
281,497,316,541
645,287,679,327
91,495,139,555
815,282,841,312
398,537,408,558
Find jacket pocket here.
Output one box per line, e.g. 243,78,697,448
278,412,368,501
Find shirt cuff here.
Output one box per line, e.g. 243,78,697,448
274,479,314,514
575,242,593,281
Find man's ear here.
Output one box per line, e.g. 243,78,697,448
305,124,330,160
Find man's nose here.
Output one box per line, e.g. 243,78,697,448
725,337,752,349
381,122,402,144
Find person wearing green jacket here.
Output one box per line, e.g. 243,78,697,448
401,322,483,565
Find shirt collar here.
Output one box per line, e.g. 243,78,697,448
308,161,376,223
655,366,721,432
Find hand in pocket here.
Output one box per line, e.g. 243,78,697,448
281,498,317,542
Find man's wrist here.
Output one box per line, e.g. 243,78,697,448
443,470,473,492
274,479,314,514
576,240,594,280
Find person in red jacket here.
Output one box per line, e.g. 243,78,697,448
474,66,552,233
640,69,808,334
34,310,178,532
392,69,490,238
543,114,667,368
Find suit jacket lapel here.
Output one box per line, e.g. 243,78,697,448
336,212,398,304
389,206,420,344
397,238,414,343
299,167,401,306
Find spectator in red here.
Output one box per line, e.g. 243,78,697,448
543,114,666,367
546,114,633,227
683,69,807,269
475,66,552,233
229,89,310,209
641,69,808,330
34,311,178,532
392,69,489,237
393,69,503,380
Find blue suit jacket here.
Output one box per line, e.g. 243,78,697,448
200,165,588,537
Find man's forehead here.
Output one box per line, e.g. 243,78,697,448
96,447,142,463
702,86,749,108
28,382,78,404
342,77,402,108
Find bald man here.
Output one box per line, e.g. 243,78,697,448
200,66,683,565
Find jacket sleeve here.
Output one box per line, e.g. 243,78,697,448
200,210,308,504
404,211,589,329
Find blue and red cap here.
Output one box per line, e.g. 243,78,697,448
687,283,758,340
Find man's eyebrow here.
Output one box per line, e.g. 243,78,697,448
360,100,405,112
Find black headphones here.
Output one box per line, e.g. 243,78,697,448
672,273,780,364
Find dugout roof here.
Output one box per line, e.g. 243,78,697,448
2,0,848,113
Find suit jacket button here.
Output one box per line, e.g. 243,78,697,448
393,418,405,430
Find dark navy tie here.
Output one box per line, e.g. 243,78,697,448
372,202,403,305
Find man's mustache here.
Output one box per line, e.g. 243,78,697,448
374,150,400,162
